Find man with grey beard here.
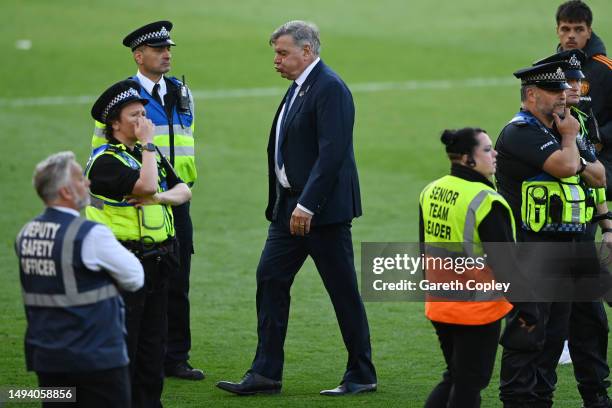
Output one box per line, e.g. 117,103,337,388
15,151,143,407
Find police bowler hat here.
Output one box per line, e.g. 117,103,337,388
91,80,148,123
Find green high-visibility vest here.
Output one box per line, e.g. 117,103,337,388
521,174,591,233
85,144,175,243
91,119,196,185
571,105,607,205
420,175,516,253
420,175,515,312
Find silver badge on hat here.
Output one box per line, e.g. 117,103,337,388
569,54,581,68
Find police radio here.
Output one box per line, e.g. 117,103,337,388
177,75,191,114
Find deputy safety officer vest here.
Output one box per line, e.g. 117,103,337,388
91,76,196,185
510,111,594,233
85,143,175,243
419,175,514,325
15,208,128,372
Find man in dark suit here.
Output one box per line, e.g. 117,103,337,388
217,20,377,396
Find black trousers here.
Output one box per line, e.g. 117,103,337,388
424,320,501,408
570,224,611,405
37,366,130,408
122,254,169,408
165,201,193,366
500,301,571,408
570,301,611,404
250,194,376,383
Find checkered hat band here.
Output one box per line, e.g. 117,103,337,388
129,27,170,49
523,70,567,83
102,88,140,121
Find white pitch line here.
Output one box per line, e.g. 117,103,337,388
0,77,517,108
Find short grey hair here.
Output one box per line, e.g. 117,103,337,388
520,85,535,102
270,20,321,56
33,151,76,203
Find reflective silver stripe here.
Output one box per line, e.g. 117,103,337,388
566,184,582,223
157,146,195,157
61,217,83,295
93,126,105,137
23,284,118,307
463,190,497,256
423,244,464,258
154,125,193,137
22,217,119,307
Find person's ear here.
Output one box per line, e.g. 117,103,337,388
57,185,73,201
527,86,537,102
133,48,143,65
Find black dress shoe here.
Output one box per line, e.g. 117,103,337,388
165,362,205,381
216,372,281,395
320,382,377,396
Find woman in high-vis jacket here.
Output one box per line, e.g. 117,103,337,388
420,127,536,408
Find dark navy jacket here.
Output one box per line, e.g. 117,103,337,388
16,208,127,372
266,60,362,225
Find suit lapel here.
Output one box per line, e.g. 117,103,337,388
281,60,324,136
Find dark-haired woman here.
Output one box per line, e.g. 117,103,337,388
420,128,536,408
86,80,192,407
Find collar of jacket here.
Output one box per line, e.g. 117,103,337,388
450,163,495,189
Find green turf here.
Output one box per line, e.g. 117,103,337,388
2,0,612,406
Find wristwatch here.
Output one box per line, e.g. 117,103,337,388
142,142,156,152
577,157,587,174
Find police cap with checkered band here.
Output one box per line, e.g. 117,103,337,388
513,61,572,91
91,80,148,123
122,21,175,51
532,50,586,80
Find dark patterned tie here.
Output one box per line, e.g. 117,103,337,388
276,81,298,168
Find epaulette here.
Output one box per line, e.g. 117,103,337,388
593,55,612,70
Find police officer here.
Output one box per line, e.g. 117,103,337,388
535,49,612,408
496,61,602,407
16,151,144,407
555,1,612,197
91,21,202,380
421,128,537,408
86,80,192,407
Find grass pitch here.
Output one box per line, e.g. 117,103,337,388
2,0,612,406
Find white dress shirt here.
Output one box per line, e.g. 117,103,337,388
274,57,320,215
137,70,167,106
52,207,144,292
